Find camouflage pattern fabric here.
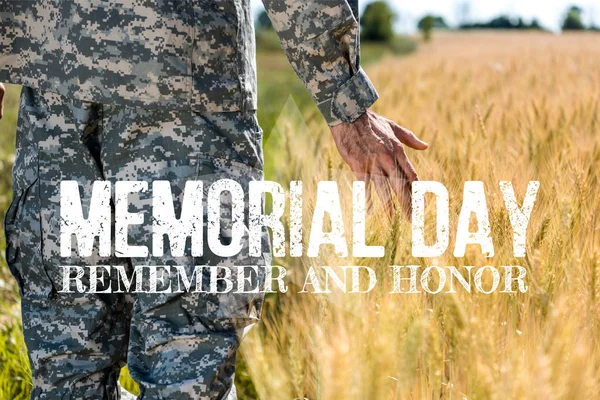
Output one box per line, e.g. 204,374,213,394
5,86,270,399
0,0,378,125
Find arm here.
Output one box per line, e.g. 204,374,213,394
262,0,428,218
261,0,375,125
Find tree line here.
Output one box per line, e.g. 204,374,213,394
255,2,599,44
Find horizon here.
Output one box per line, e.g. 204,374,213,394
251,0,600,33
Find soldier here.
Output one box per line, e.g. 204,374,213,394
0,1,427,399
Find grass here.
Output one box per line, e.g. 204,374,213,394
2,31,600,399
0,81,25,400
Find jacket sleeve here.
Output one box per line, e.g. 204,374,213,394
261,0,379,126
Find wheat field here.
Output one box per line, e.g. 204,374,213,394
241,32,600,399
1,31,600,399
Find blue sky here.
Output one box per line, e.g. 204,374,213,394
251,0,600,33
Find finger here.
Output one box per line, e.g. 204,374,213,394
0,83,5,120
393,144,419,184
371,166,394,219
389,120,428,150
386,162,412,221
378,150,412,220
365,173,374,216
365,154,381,216
394,147,420,220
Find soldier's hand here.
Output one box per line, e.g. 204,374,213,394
0,83,5,119
330,109,428,220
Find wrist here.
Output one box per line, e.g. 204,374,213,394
317,67,379,126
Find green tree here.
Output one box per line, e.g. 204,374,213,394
361,1,396,42
256,10,272,30
530,18,542,30
419,16,435,41
417,15,449,30
562,5,585,30
418,15,448,40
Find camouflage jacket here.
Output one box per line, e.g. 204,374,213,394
0,0,378,125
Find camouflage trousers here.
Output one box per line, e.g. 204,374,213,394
4,87,270,399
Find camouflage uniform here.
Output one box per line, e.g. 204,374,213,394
1,1,378,399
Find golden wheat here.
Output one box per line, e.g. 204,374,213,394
242,32,600,400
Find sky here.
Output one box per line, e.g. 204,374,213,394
251,0,600,33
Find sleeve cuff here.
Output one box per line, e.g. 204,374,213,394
316,67,379,126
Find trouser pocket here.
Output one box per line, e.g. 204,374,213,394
4,176,55,299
